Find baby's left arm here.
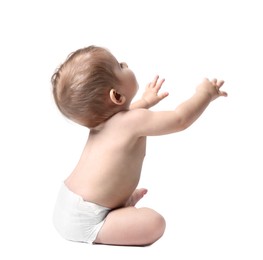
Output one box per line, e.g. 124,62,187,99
130,75,169,110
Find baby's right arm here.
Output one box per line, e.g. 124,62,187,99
129,78,227,137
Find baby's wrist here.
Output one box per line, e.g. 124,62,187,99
195,89,213,101
141,98,151,109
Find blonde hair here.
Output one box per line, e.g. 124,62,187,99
51,45,122,128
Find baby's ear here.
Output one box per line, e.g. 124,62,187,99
109,89,126,105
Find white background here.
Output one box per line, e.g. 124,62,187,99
0,0,262,259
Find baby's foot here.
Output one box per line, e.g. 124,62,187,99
125,188,148,207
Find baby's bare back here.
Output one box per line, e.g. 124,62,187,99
65,111,146,209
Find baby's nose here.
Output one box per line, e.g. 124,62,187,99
122,62,128,68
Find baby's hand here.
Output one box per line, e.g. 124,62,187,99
196,78,227,101
141,75,169,108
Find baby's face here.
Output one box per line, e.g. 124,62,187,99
113,58,139,104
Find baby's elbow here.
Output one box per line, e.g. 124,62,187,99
171,117,191,133
175,124,189,133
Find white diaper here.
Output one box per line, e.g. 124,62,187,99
53,183,110,244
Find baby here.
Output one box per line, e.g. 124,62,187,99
52,45,227,246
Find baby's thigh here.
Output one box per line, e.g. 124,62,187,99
95,207,166,246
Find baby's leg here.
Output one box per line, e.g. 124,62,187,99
94,206,166,246
125,188,148,207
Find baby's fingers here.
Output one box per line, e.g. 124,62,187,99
148,75,165,90
155,78,165,92
219,90,228,97
158,91,169,100
147,75,159,88
216,80,227,96
217,80,225,88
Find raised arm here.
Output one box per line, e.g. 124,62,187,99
130,78,227,136
172,78,227,130
130,75,169,109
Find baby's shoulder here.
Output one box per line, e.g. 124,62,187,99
113,108,149,124
102,109,148,132
91,109,152,139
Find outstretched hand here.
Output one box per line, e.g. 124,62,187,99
141,75,169,108
197,78,228,101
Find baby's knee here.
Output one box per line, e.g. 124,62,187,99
149,213,166,244
142,208,166,243
153,213,166,238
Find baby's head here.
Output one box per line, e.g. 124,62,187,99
51,45,137,128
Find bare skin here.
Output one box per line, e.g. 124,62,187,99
125,188,148,207
63,52,227,246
